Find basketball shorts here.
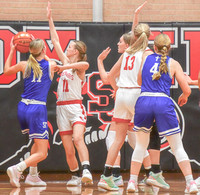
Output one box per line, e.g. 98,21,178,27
133,95,180,137
56,103,87,135
17,101,49,139
113,88,141,123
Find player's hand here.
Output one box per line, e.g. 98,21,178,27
178,93,188,107
54,65,64,74
135,1,147,15
47,1,52,19
10,37,16,51
110,89,117,99
98,47,111,61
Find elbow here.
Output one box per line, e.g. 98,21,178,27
84,62,89,70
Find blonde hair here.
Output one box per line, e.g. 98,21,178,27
74,40,87,62
152,33,171,80
122,32,132,46
25,39,45,81
126,23,150,55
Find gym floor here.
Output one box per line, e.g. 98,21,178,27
0,172,199,195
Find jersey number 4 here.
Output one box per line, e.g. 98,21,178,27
124,56,135,70
63,79,69,92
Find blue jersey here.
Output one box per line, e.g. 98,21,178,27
134,53,180,137
141,53,172,97
21,59,52,102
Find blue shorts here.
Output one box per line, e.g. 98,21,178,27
17,101,49,139
133,96,180,137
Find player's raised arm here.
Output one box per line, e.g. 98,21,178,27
131,1,148,33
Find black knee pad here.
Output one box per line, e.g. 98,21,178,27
149,122,160,150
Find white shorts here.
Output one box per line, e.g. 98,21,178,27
56,100,87,135
113,88,141,123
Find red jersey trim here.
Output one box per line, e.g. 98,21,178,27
59,130,73,136
57,100,82,105
112,117,130,123
72,121,86,127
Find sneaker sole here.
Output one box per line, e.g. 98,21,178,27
146,179,170,189
25,181,47,186
7,168,20,188
127,188,138,193
98,183,119,191
116,183,124,187
66,183,81,186
81,176,93,185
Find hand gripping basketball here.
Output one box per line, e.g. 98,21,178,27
13,32,35,53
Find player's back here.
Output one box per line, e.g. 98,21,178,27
141,53,172,96
21,59,52,102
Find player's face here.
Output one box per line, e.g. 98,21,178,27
66,41,77,57
117,36,129,54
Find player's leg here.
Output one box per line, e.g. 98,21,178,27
106,121,123,187
167,133,198,193
25,142,47,186
61,134,82,186
127,128,152,185
146,122,170,189
73,123,93,185
127,131,150,193
98,122,128,191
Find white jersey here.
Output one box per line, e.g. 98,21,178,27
117,47,150,88
57,69,84,101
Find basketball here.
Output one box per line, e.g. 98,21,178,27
13,32,34,53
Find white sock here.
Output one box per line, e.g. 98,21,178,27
81,161,90,166
16,161,27,172
185,175,193,185
130,175,138,183
29,166,38,176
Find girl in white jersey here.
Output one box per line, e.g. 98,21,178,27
97,1,152,187
47,2,93,186
97,23,153,191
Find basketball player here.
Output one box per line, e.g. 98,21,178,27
130,33,198,193
47,2,93,186
97,1,153,187
5,38,56,188
97,23,153,191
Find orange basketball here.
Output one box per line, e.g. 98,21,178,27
13,32,34,53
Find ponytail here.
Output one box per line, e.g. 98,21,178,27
152,34,171,80
25,39,44,81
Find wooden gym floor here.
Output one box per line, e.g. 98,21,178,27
0,172,199,195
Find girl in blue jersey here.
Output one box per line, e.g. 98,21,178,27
130,33,198,193
4,38,56,188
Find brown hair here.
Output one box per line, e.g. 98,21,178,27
25,39,45,81
74,40,87,62
152,33,171,80
126,23,150,55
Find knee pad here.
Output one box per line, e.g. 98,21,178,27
167,134,189,163
127,130,136,149
131,143,147,163
173,147,189,163
106,130,116,150
144,150,149,158
149,123,160,150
